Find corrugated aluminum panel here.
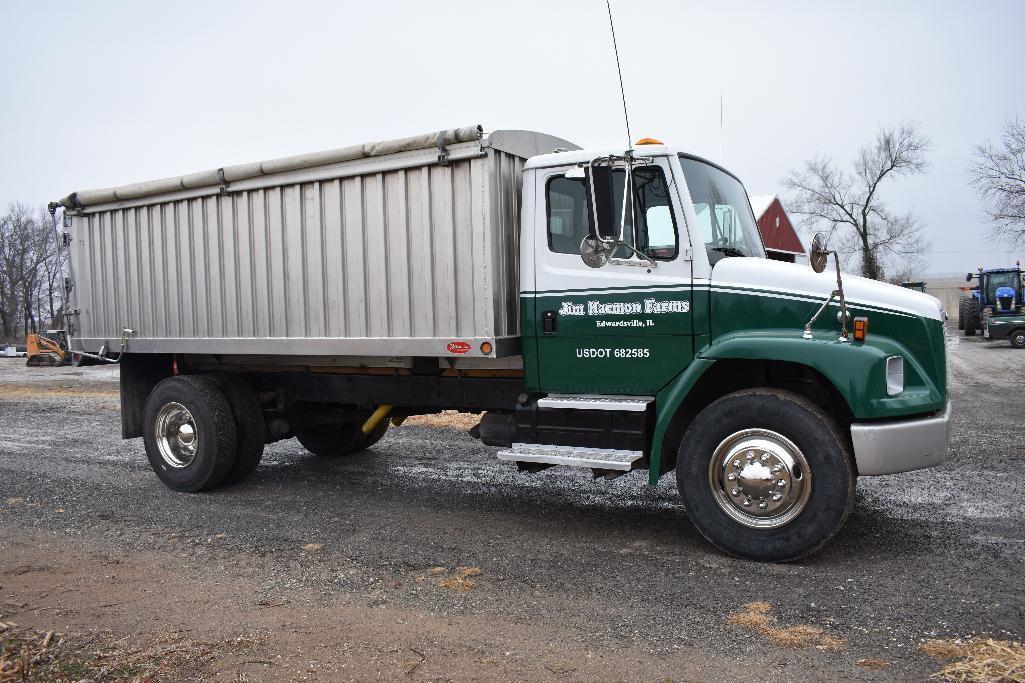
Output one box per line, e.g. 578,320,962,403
66,140,535,358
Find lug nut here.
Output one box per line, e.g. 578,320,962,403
771,493,783,502
727,473,736,481
733,459,741,469
742,498,752,507
731,488,740,497
761,453,770,462
777,480,787,488
746,452,755,461
758,500,767,509
772,464,783,474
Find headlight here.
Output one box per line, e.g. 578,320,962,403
885,356,904,396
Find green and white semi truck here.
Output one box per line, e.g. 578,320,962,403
54,126,951,561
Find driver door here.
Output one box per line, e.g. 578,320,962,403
528,157,695,395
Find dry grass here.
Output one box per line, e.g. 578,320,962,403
419,566,483,591
0,622,260,681
401,411,481,430
726,602,845,651
919,637,1025,682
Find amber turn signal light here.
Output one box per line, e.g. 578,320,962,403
635,137,663,145
480,341,493,355
852,316,868,342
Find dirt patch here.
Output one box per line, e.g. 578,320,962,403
726,602,845,651
401,411,481,430
919,637,1025,682
0,384,118,399
856,658,890,669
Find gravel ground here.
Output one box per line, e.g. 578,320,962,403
0,330,1023,681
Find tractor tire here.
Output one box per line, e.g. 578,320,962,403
143,375,238,492
1010,329,1025,349
957,298,967,330
296,413,389,458
963,299,981,336
209,373,265,484
675,388,855,562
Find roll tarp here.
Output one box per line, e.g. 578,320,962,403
60,125,483,209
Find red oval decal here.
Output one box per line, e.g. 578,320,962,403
447,341,471,354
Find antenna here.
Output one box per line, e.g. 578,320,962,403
719,88,725,162
606,1,632,151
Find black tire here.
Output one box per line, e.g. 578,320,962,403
296,413,389,457
209,373,265,484
1010,329,1025,349
963,299,981,336
675,388,855,562
957,298,967,330
143,375,238,492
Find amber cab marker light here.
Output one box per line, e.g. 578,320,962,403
635,137,663,145
853,317,869,342
480,341,493,355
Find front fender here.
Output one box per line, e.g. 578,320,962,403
648,330,944,485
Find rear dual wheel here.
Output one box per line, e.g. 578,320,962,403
143,374,265,492
1010,329,1025,349
676,389,855,562
296,413,388,458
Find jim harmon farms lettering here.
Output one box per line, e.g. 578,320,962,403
557,298,690,316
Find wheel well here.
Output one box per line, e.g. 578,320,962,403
659,359,854,474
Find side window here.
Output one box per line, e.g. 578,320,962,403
546,165,679,260
546,176,590,255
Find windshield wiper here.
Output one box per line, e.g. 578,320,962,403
710,246,746,257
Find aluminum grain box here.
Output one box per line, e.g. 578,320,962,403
59,126,578,359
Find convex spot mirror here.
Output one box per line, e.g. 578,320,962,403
809,232,830,274
580,235,611,269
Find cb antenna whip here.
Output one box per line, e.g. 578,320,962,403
606,0,632,151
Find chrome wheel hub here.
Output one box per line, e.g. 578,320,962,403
155,402,198,468
708,428,811,529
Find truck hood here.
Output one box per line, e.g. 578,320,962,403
709,257,945,322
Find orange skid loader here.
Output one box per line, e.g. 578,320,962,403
25,330,70,367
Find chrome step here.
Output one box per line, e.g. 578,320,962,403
497,443,643,471
536,394,653,412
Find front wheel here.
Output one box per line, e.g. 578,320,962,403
676,389,855,562
1010,329,1025,349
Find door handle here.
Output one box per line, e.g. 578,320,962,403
542,310,558,335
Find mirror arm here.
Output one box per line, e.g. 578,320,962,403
834,252,849,341
615,241,658,269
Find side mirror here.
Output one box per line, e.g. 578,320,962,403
965,273,973,282
809,232,830,274
585,164,617,241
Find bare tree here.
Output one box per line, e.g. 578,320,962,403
0,204,63,341
783,123,932,281
967,118,1025,247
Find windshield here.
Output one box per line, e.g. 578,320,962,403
678,155,766,265
984,271,1020,301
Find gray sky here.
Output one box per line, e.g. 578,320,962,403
2,0,1023,274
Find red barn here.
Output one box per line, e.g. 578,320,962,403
748,194,807,264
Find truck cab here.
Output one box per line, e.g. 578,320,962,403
494,141,951,559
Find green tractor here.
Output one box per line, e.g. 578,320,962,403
959,263,1025,336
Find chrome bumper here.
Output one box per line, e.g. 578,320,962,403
850,402,952,476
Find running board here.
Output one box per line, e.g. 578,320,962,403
536,394,654,412
497,443,643,471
